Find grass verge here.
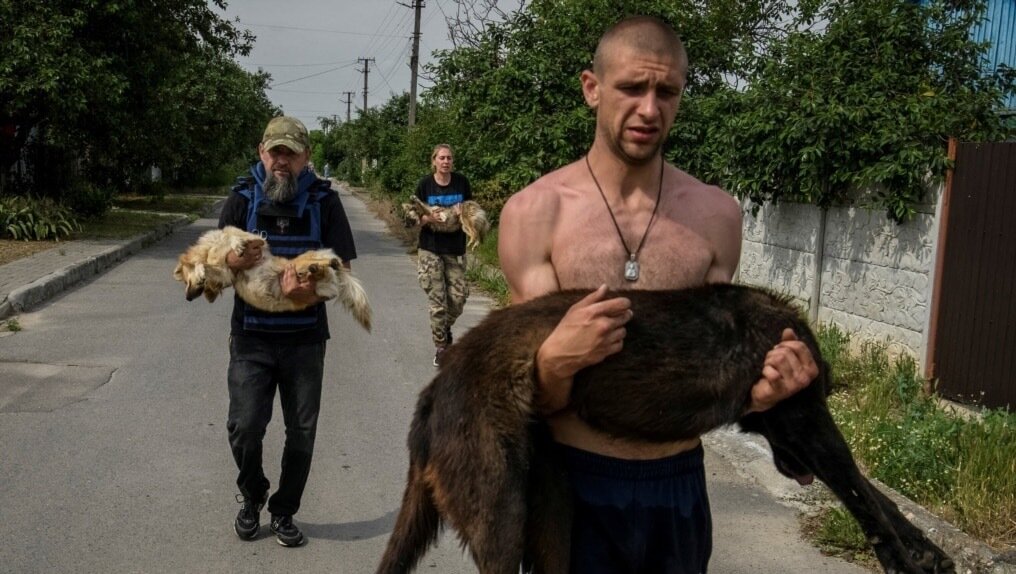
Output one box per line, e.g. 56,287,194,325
1,188,227,265
75,189,227,240
808,325,1016,557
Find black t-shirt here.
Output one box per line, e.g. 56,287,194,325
218,181,357,343
415,172,472,256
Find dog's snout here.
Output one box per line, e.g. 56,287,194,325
185,284,205,301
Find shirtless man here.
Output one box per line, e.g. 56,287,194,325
498,16,818,573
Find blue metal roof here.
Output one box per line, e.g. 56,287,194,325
917,0,1015,108
973,0,1015,108
920,0,1016,108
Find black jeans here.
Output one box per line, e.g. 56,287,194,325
226,335,326,517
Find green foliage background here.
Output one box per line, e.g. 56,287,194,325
0,0,278,215
320,0,1014,224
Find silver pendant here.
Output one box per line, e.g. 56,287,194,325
624,257,640,281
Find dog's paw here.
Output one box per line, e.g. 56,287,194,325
430,207,449,223
237,238,265,257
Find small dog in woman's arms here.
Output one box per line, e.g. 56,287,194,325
172,225,372,331
401,196,490,250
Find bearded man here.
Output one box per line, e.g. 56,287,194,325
217,116,358,547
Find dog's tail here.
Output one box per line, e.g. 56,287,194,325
337,269,373,332
461,202,491,250
376,462,441,574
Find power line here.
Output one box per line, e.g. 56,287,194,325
374,54,399,94
371,11,414,66
241,21,405,38
250,59,358,68
270,62,358,88
272,88,351,95
363,2,403,56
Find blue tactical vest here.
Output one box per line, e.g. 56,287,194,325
232,176,327,332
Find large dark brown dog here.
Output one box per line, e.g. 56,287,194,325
377,284,954,574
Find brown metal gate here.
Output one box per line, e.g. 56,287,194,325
928,140,1016,410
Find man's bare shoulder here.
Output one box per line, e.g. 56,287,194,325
668,165,741,223
502,160,585,219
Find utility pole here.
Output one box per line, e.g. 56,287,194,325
401,0,425,127
356,57,376,115
341,91,355,122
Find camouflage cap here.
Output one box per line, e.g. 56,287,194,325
261,116,309,153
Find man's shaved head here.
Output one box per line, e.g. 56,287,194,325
592,16,687,76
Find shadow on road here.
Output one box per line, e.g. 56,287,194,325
300,509,398,541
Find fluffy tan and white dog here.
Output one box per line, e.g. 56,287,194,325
402,196,490,250
173,226,372,331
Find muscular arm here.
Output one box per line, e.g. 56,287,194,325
498,192,559,304
499,188,632,415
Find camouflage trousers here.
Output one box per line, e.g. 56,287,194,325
417,249,469,347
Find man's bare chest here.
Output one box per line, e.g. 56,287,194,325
551,215,714,290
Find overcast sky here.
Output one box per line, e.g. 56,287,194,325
214,0,522,130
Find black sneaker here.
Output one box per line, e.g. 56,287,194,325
433,346,446,367
270,514,305,547
234,495,263,540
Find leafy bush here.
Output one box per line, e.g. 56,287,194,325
322,0,1013,224
707,0,1014,222
818,325,1016,547
0,195,80,240
65,181,115,219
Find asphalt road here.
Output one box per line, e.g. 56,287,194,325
0,185,867,573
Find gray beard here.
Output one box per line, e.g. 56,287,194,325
264,171,298,203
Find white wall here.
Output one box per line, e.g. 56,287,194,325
736,185,943,363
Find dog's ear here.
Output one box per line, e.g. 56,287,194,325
173,262,185,281
247,238,266,249
203,285,219,303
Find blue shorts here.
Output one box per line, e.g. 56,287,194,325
561,443,712,574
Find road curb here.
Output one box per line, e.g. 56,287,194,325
0,215,191,320
706,428,1016,573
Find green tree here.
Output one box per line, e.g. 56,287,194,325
154,48,276,185
320,0,1012,223
0,1,272,205
699,0,1015,221
409,0,799,215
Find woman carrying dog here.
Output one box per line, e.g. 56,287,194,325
414,143,473,366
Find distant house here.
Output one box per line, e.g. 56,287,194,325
919,0,1016,110
973,0,1015,110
